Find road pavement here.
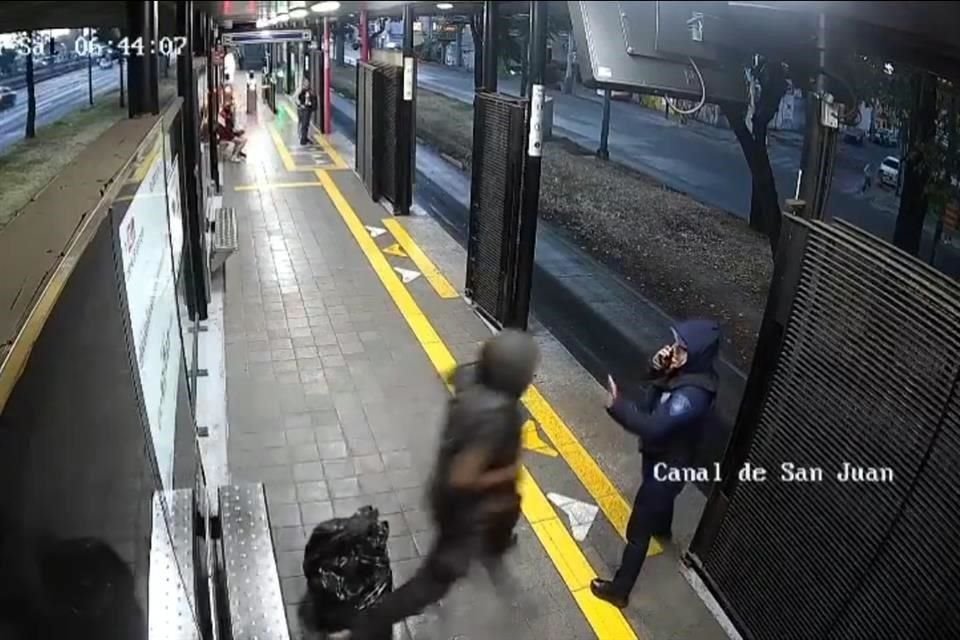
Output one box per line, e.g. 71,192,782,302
415,63,959,275
0,65,121,153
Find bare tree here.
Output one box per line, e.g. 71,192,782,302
721,59,789,254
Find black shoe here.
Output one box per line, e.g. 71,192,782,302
590,578,629,609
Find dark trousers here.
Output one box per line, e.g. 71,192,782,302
351,497,520,640
612,463,685,594
297,107,311,143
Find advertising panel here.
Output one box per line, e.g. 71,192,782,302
118,135,181,490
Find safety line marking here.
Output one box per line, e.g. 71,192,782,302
266,122,298,172
381,218,460,299
234,182,325,191
315,168,639,640
279,102,349,170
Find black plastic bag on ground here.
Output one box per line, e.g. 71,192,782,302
303,505,393,631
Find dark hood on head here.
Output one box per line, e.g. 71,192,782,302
673,319,721,375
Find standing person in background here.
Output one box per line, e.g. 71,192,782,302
591,319,720,609
297,78,317,146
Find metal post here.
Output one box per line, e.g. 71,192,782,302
395,2,416,215
324,17,332,134
177,0,208,319
597,88,611,159
87,27,94,106
119,56,125,108
206,14,220,191
455,24,463,67
482,1,498,92
510,0,548,330
146,0,159,113
360,10,370,62
796,12,837,221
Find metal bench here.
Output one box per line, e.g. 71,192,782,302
218,483,291,640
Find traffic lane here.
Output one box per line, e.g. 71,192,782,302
416,65,898,233
0,66,119,152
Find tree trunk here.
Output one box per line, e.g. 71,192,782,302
723,101,781,255
893,71,938,256
25,31,36,139
562,31,576,94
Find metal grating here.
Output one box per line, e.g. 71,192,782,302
694,218,960,640
210,207,237,274
148,489,200,640
219,483,291,640
466,92,527,327
379,64,400,205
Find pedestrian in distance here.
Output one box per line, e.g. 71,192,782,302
349,330,539,640
297,78,317,146
862,163,874,193
591,319,721,609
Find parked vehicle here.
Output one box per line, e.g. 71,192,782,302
879,156,900,188
870,128,898,147
98,56,113,69
0,86,16,110
843,126,866,145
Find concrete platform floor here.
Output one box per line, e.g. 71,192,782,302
219,92,728,640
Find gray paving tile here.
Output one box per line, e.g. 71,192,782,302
269,504,302,527
387,535,418,562
273,526,308,552
300,500,334,526
292,462,325,482
317,441,348,460
358,472,392,495
296,480,330,503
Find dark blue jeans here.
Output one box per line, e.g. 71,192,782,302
297,107,311,143
612,460,685,593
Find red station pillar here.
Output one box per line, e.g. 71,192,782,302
360,10,370,62
323,16,332,134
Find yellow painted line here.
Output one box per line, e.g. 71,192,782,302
280,102,348,170
267,122,298,172
316,168,639,640
234,181,324,192
525,386,662,555
381,218,460,299
522,419,559,457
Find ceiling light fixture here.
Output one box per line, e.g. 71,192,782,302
311,1,342,13
437,2,455,9
276,11,289,22
290,8,308,19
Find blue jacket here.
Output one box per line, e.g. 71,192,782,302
607,319,720,466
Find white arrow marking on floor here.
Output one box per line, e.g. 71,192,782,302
366,225,386,238
394,267,421,284
547,492,599,541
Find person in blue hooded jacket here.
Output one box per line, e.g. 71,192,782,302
591,318,720,608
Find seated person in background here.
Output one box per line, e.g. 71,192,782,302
218,96,247,162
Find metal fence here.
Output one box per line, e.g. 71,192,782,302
464,92,528,329
354,60,413,215
688,216,960,640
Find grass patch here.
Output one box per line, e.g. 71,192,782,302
409,86,770,368
0,92,124,232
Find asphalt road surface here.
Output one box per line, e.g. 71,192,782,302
0,65,121,153
415,62,958,274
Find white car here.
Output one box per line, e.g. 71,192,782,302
879,156,900,188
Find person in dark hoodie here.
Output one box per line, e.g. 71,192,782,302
296,78,317,145
591,318,721,608
350,330,539,639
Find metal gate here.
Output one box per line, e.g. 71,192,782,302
353,60,414,215
687,216,960,640
465,92,528,328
